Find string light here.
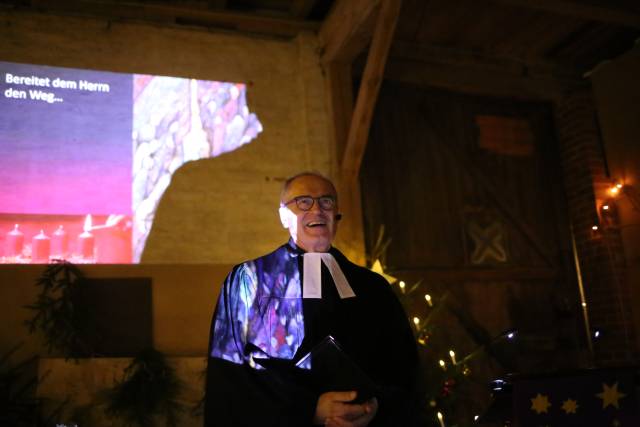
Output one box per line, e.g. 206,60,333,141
474,415,479,422
417,330,430,346
425,293,433,307
399,280,406,293
592,225,599,231
449,349,456,365
413,316,420,326
608,182,624,196
439,359,446,370
437,411,446,427
602,204,610,210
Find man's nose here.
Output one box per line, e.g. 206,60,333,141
309,199,322,213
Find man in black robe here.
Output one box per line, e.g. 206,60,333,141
205,172,419,426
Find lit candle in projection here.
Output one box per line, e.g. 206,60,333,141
32,230,51,263
5,224,24,258
77,215,95,259
51,225,69,258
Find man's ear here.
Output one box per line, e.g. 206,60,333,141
278,206,290,229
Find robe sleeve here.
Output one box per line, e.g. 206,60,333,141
204,264,318,427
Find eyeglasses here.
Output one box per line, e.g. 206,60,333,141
282,195,336,211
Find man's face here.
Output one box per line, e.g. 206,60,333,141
279,175,339,253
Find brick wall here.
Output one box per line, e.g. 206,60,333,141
555,88,638,364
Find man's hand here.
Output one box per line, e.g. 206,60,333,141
314,391,378,427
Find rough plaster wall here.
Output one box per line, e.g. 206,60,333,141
0,11,332,264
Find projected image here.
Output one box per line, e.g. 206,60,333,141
0,61,262,264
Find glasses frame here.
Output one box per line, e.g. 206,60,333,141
282,195,336,211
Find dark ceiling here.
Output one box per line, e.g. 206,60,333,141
2,0,639,80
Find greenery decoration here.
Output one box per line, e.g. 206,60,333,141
105,348,184,427
369,226,518,426
0,343,40,426
0,342,67,427
24,261,95,358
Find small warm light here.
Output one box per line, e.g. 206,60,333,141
474,415,480,422
417,330,430,346
609,186,620,196
582,302,587,307
507,332,515,339
413,316,420,326
449,349,456,365
616,183,623,189
425,294,433,307
602,204,610,210
439,359,446,369
437,411,445,427
592,225,599,231
399,281,406,293
594,330,601,339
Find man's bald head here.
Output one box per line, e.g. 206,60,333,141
280,171,337,205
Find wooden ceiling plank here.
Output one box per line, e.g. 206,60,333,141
381,40,585,100
492,0,640,29
319,0,381,63
289,0,316,19
389,41,583,83
208,0,228,10
340,0,402,185
29,0,319,37
383,57,581,101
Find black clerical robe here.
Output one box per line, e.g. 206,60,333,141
204,241,419,426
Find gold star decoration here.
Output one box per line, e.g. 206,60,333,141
561,398,578,414
596,382,626,409
370,259,397,284
530,393,551,414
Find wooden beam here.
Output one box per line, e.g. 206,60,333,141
378,42,587,101
390,41,582,80
29,0,319,38
394,267,560,282
290,0,316,19
340,0,402,185
325,62,354,166
319,0,381,63
491,0,640,29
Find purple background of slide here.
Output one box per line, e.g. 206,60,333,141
0,61,132,215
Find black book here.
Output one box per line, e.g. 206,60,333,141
296,335,378,404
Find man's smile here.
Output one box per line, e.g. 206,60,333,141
306,220,327,228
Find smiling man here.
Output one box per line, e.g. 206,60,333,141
204,172,419,427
